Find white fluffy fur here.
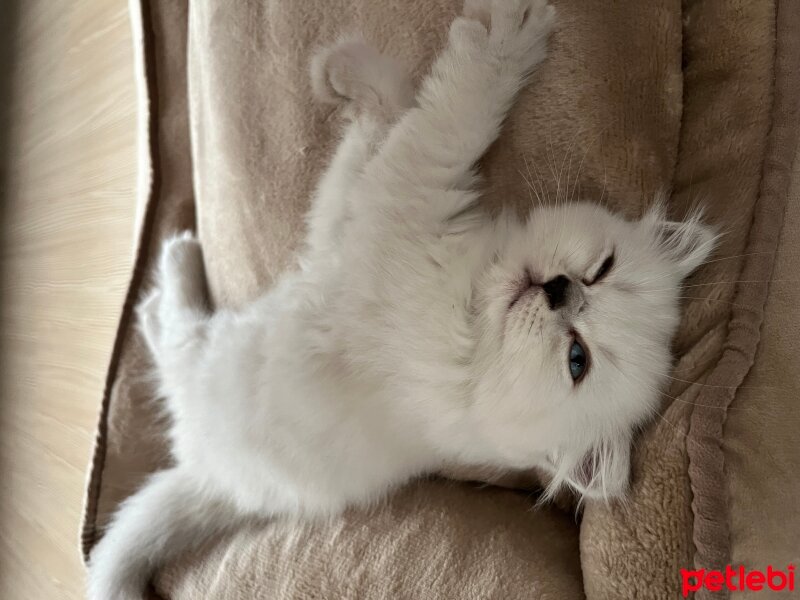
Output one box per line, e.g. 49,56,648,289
88,1,716,597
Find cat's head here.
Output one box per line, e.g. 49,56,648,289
470,201,716,501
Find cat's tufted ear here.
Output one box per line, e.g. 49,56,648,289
545,433,632,502
641,204,718,279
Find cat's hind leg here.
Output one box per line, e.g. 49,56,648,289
138,232,210,369
305,39,415,256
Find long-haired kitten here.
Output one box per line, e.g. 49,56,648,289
89,1,716,597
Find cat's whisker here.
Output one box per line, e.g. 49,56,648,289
652,388,779,416
518,165,542,206
598,162,608,208
569,123,611,206
543,131,554,196
673,296,752,309
618,360,780,418
537,161,552,207
644,278,800,293
697,249,800,266
545,133,560,205
629,248,797,288
526,152,551,207
673,293,795,310
555,140,569,204
610,237,798,292
609,353,790,394
631,248,796,292
664,372,783,392
558,126,583,205
567,142,587,205
521,152,550,210
628,270,782,290
564,144,576,206
653,411,685,437
550,193,566,266
519,157,535,200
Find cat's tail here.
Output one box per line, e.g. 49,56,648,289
87,469,238,600
138,232,211,368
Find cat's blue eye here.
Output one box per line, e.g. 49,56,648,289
569,339,588,382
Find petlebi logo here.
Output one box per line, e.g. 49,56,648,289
681,564,796,596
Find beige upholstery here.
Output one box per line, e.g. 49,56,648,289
83,1,800,598
157,481,584,599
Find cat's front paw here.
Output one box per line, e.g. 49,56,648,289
453,0,555,75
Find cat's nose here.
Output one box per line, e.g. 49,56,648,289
543,275,570,310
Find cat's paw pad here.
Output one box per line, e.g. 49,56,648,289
310,38,414,115
458,0,555,73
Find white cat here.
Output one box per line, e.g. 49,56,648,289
88,1,716,598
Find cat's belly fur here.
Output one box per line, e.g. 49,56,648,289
161,289,437,518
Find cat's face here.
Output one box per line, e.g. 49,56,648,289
470,202,716,500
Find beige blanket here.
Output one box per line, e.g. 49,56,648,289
83,1,800,598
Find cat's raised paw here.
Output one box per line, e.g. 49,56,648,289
457,0,555,74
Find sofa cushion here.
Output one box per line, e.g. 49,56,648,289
156,481,584,599
83,0,800,598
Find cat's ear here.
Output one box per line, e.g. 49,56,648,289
546,433,631,502
641,204,718,279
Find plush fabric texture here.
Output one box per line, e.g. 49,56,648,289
82,0,194,559
82,0,800,598
724,10,800,592
156,481,584,600
725,144,800,599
